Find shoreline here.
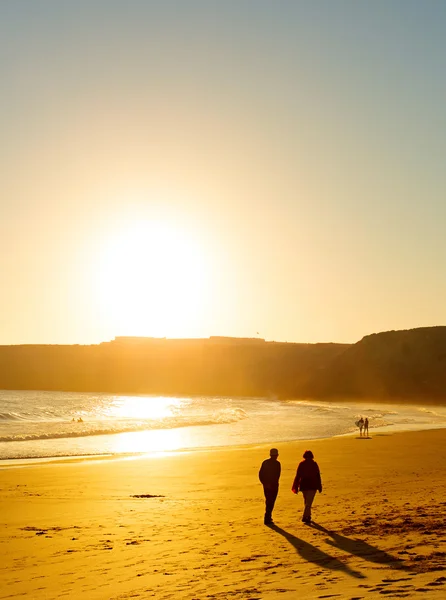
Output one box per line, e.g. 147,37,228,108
2,418,446,468
3,394,446,466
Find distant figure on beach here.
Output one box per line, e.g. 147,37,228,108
364,417,369,437
71,418,75,422
358,417,364,436
77,417,83,423
292,450,322,524
259,448,281,525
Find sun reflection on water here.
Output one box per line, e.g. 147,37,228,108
106,396,183,420
112,428,188,454
104,396,191,454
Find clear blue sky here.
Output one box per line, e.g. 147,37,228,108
1,1,445,344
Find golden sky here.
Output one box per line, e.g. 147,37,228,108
1,1,445,344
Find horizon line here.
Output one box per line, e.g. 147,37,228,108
1,325,445,348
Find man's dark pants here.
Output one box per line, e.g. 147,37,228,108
263,485,278,523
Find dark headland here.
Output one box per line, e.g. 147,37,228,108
0,326,445,402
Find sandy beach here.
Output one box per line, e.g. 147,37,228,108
1,428,445,599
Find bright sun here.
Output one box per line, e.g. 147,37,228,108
96,220,210,338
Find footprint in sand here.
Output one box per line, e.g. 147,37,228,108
425,577,446,587
131,494,165,498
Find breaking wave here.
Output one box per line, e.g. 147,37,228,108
0,412,27,421
0,410,248,444
417,407,446,418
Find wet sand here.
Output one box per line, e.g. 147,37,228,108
1,428,445,599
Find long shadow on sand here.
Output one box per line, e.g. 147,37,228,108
270,524,365,579
311,522,409,571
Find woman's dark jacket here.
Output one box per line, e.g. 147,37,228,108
292,459,322,493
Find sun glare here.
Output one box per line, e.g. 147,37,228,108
107,396,181,420
96,220,210,337
112,428,189,455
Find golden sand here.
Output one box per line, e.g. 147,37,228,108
1,429,445,599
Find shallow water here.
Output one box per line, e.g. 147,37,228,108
0,390,445,462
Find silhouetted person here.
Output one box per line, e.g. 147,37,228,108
259,448,281,525
358,417,364,436
77,417,83,423
292,450,322,524
364,417,369,437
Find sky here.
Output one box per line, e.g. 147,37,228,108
1,0,445,345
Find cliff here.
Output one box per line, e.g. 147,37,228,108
1,327,445,401
305,326,446,400
0,337,346,397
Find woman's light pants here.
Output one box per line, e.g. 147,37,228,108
302,489,317,521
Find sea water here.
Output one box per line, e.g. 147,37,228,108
1,390,445,463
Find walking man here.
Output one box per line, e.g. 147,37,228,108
259,448,281,525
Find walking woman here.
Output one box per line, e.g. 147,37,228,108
292,450,322,524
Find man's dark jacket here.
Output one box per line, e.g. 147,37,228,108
259,458,281,489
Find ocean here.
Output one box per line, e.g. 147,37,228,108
1,390,446,464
